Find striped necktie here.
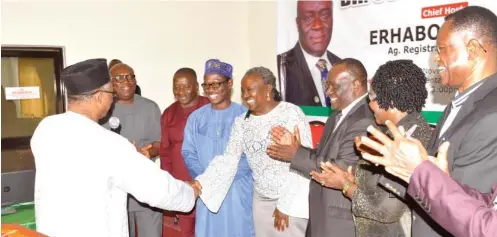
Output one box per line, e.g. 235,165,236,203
316,59,331,107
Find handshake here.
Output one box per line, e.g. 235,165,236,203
187,180,202,199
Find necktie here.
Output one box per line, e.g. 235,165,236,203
316,59,331,107
333,111,342,131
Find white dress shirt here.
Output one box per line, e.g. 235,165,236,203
31,111,195,237
334,94,368,131
300,42,331,106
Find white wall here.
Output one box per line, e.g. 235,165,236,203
1,0,277,111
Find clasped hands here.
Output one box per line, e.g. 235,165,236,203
132,140,153,158
188,180,202,199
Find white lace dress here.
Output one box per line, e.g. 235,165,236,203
195,101,313,219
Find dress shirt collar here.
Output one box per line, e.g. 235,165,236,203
299,41,330,69
339,93,367,117
451,80,484,108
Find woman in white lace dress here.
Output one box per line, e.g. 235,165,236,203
192,67,313,237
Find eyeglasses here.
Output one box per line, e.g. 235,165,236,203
112,74,136,83
325,78,356,93
201,80,228,90
436,38,487,54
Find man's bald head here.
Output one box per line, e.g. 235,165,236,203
110,63,134,76
174,67,197,82
108,59,122,70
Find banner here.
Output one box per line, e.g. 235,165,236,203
277,0,497,124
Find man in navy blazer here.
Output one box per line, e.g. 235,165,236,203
357,121,497,237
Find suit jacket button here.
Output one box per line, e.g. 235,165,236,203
314,96,320,104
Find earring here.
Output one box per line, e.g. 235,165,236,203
267,93,270,101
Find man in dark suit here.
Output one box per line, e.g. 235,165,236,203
378,6,497,237
267,58,374,237
357,122,497,237
277,0,341,107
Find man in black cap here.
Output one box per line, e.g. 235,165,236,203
30,58,199,237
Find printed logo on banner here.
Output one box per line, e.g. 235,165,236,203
421,2,469,19
340,0,399,9
370,24,439,57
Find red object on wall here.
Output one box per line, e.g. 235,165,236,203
309,121,326,148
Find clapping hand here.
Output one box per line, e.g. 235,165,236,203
310,162,355,190
355,120,450,183
266,126,301,161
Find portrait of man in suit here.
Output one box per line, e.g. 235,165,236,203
277,0,341,107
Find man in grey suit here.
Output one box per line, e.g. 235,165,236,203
267,58,374,237
379,6,497,237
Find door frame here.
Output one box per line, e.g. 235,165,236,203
1,46,66,150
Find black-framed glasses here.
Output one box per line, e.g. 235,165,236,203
201,80,228,90
112,74,136,83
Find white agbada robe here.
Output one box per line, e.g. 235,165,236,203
31,111,195,237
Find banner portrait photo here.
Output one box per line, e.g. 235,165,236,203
276,0,497,123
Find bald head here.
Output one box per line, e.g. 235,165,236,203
336,58,368,87
110,63,134,76
326,58,367,110
108,59,122,70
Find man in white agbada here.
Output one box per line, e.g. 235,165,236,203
31,58,199,237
